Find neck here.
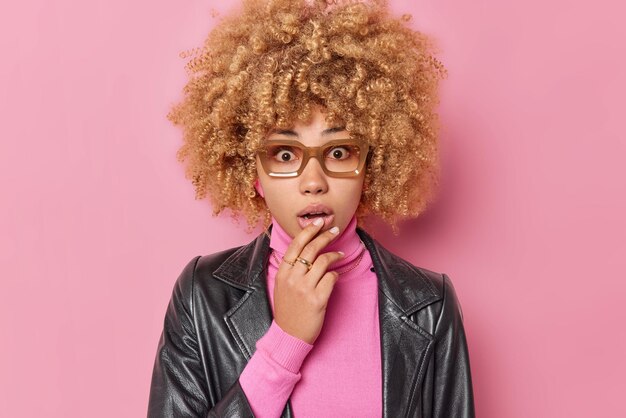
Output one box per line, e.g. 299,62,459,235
269,215,364,273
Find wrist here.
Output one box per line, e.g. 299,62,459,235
257,320,314,373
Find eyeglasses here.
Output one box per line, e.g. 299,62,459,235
257,138,369,178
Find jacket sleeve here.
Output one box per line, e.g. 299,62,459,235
431,274,476,418
147,256,255,418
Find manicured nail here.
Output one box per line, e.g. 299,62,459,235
313,218,323,226
338,251,345,256
330,226,339,234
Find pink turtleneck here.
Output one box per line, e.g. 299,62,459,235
238,215,382,417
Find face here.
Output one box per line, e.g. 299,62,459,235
255,108,366,239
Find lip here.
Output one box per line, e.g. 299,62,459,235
297,213,335,230
296,204,335,230
297,204,334,217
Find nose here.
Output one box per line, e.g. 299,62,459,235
299,157,328,195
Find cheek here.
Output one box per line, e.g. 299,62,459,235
338,178,365,208
351,177,366,209
260,180,298,212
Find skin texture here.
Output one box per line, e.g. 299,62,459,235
255,108,366,343
272,220,344,344
255,108,365,239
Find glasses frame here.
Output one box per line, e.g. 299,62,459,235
257,138,370,178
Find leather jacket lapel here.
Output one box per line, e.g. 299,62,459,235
213,228,442,417
359,229,443,417
214,231,274,360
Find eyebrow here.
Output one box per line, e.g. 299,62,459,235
270,126,347,137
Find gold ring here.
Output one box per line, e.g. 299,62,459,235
296,256,313,270
282,256,296,267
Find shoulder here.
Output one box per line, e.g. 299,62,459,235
410,264,461,317
195,246,246,280
383,246,466,335
168,244,248,310
391,252,465,324
389,249,463,318
359,228,448,294
358,228,465,326
398,255,466,334
170,230,271,312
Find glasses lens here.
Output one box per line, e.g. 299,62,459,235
260,140,365,177
262,143,304,174
323,143,361,173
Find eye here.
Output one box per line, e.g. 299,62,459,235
328,146,350,160
273,148,297,162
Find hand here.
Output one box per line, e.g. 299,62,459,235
272,219,344,345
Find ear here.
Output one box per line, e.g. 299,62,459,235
254,178,265,198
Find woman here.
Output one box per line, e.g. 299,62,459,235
148,0,475,416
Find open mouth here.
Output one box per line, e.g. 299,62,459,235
302,211,328,220
298,212,335,231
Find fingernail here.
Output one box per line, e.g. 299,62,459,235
338,251,344,256
330,226,339,234
313,218,323,226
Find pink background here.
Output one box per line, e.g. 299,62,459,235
1,0,624,416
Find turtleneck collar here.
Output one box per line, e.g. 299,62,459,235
269,215,364,274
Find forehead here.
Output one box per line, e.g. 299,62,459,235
267,110,348,146
269,126,347,137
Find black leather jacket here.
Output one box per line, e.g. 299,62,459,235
148,228,475,417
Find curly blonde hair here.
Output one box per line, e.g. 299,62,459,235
168,0,447,232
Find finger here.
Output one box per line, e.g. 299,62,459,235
296,225,341,271
282,219,327,274
304,251,344,287
282,218,325,261
275,254,296,274
275,221,323,278
315,271,340,302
